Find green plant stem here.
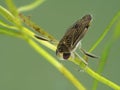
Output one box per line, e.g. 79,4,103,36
0,20,86,89
18,0,45,12
19,13,57,43
0,2,87,90
21,16,120,90
0,20,17,30
6,0,18,16
89,11,120,52
22,27,56,51
25,37,86,90
71,56,120,90
1,3,120,90
0,28,22,38
85,67,120,90
0,5,15,22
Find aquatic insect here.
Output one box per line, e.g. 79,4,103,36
56,14,96,63
35,14,97,64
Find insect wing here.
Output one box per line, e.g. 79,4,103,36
59,15,91,51
56,14,92,60
71,25,88,50
58,28,76,49
70,15,92,50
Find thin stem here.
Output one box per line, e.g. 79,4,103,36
0,5,15,22
70,54,120,90
0,20,18,30
18,0,45,12
1,3,120,90
25,37,86,90
5,0,18,16
20,14,120,90
89,11,120,52
0,3,86,89
85,67,120,90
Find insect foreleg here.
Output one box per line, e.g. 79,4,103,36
74,52,88,65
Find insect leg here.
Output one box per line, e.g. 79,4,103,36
35,34,58,45
80,48,98,58
74,52,88,65
34,34,50,41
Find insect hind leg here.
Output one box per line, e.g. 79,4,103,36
80,48,98,58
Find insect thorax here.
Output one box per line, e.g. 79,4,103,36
56,43,70,53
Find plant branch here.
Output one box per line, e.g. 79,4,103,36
89,11,120,52
25,37,86,90
18,0,45,12
0,2,120,90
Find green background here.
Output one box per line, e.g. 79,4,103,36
0,0,120,90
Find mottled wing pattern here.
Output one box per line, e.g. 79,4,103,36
57,14,92,53
71,15,92,50
59,28,76,48
57,28,75,52
71,22,89,50
59,15,91,51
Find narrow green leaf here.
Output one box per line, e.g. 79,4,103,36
1,1,120,90
113,19,120,40
0,20,18,30
5,0,18,16
89,11,120,52
0,5,15,23
19,14,58,44
26,38,86,90
86,66,120,90
92,42,112,90
0,27,22,38
18,0,45,12
92,12,120,90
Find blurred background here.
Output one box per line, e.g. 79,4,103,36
0,0,120,90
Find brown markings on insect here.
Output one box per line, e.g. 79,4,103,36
56,14,92,60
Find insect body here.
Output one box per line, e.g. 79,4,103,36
56,14,92,60
34,14,97,64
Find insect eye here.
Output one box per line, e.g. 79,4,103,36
63,53,71,59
